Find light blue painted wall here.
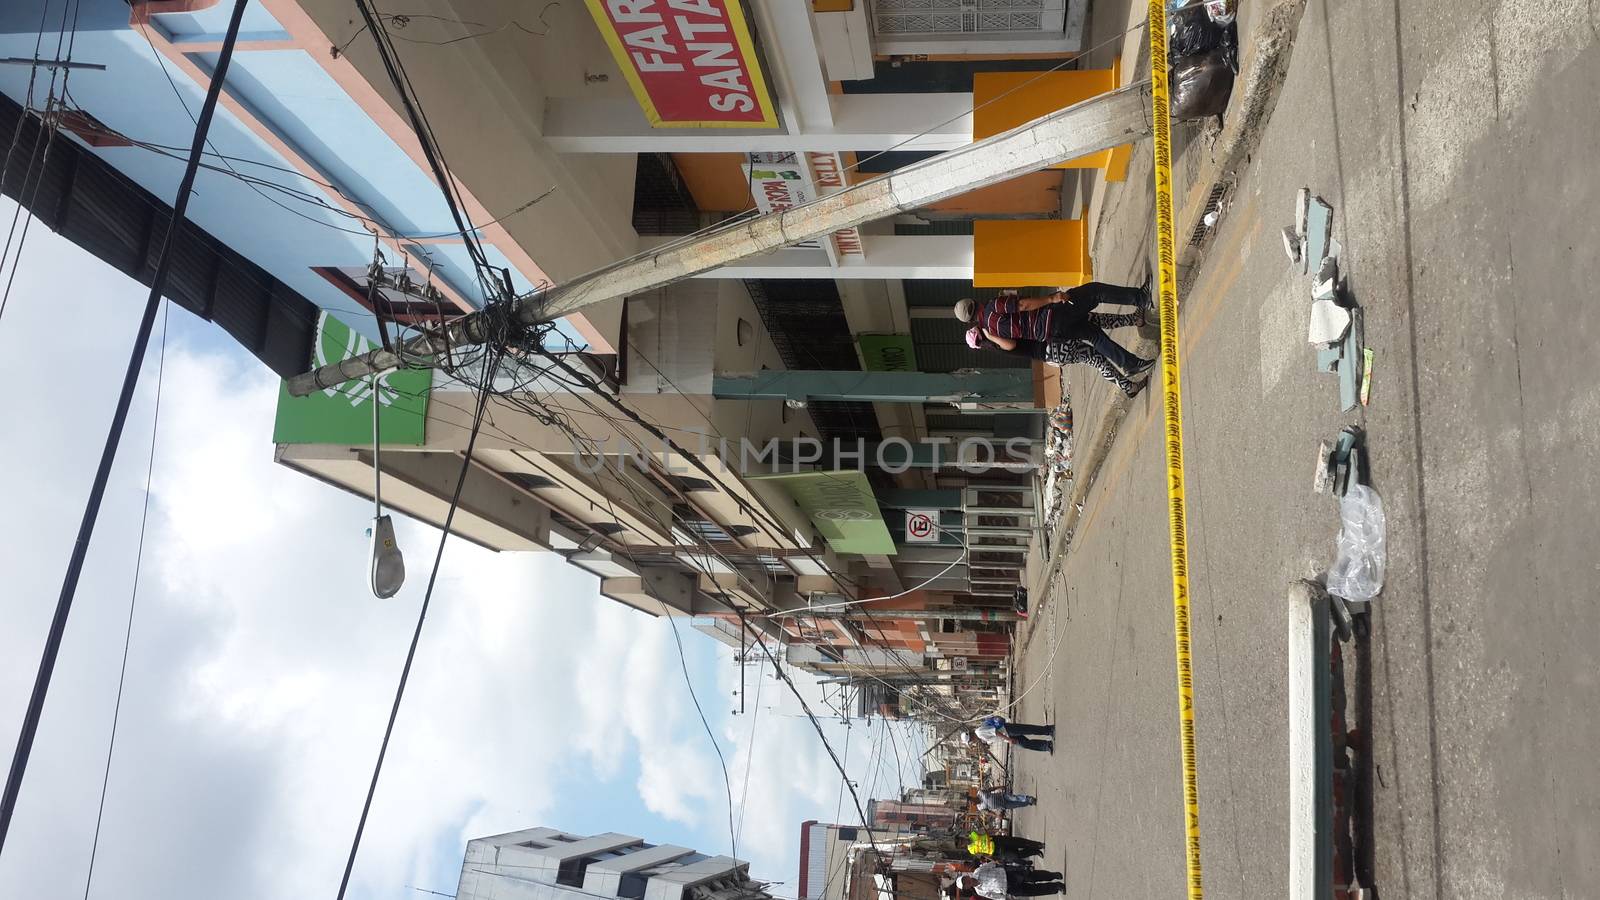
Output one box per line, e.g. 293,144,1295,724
0,1,578,351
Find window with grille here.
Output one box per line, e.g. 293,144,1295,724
872,0,1065,35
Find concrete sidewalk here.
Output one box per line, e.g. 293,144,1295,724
1011,0,1600,896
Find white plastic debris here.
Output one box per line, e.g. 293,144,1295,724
1308,298,1351,343
1326,484,1386,601
1282,226,1302,263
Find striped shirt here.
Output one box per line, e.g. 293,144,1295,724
978,295,1057,342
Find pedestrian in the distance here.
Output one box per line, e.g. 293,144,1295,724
968,830,1045,863
974,714,1055,753
962,861,1066,898
978,785,1038,812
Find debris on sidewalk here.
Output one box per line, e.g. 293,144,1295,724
1172,49,1237,120
1203,0,1238,25
1303,196,1333,272
1337,309,1364,411
1312,426,1386,602
1308,298,1351,344
1041,398,1075,534
1286,190,1368,410
1168,2,1239,120
1359,349,1374,406
1327,484,1386,601
1311,439,1335,494
1282,226,1302,263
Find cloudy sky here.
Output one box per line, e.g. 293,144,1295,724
0,198,926,899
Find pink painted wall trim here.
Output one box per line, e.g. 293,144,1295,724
253,0,616,353
129,3,478,315
130,0,616,353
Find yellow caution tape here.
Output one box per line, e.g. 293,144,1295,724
1146,1,1203,897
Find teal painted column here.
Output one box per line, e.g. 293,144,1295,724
713,370,1037,407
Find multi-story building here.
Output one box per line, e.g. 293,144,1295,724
455,826,770,900
798,820,858,900
2,0,1133,682
867,798,958,832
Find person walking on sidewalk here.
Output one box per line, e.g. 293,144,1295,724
968,830,1045,863
953,283,1155,378
974,715,1055,753
969,330,1148,398
978,785,1038,812
962,862,1066,898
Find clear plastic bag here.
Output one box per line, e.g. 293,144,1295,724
1326,484,1386,600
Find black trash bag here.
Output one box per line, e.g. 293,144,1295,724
1170,48,1235,120
1168,3,1224,59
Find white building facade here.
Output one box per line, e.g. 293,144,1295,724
456,827,772,900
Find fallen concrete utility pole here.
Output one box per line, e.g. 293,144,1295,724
809,605,1022,624
287,81,1153,397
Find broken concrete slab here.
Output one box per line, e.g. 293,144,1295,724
1312,439,1334,494
1360,348,1374,406
1304,196,1334,273
1339,308,1364,411
1316,344,1342,374
1282,226,1302,264
1309,298,1351,344
1312,256,1339,300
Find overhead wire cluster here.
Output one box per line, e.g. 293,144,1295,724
0,0,83,329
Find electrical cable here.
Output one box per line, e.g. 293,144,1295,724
334,342,504,900
131,19,455,290
0,0,55,279
601,337,998,721
354,0,496,296
493,360,884,845
516,349,978,725
81,300,167,900
0,0,248,857
732,657,765,844
832,723,852,823
663,611,739,860
0,0,79,327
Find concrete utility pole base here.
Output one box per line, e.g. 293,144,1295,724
286,82,1154,397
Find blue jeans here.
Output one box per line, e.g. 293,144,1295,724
1069,324,1149,375
983,791,1037,810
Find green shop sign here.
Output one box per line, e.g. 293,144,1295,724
751,469,895,556
857,334,917,372
273,312,430,445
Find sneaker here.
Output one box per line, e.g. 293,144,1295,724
1124,380,1146,399
1129,356,1157,376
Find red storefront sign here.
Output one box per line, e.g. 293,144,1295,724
584,0,778,128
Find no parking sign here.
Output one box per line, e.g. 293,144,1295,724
904,509,941,543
